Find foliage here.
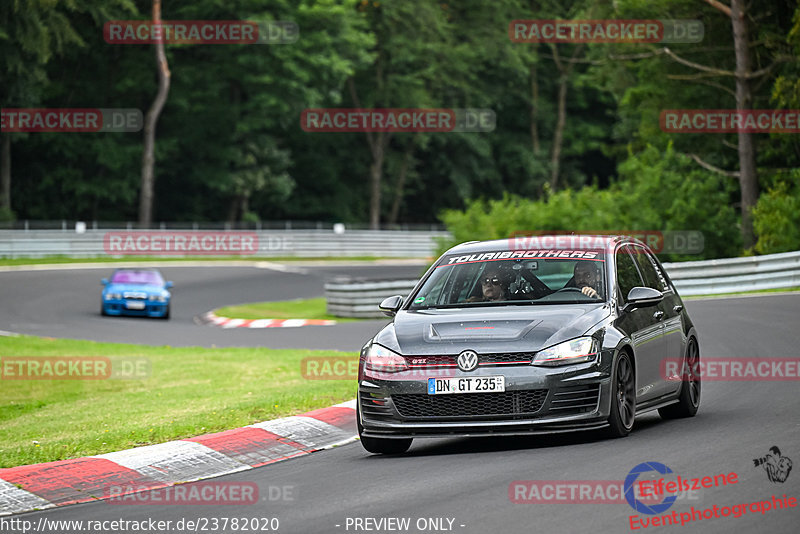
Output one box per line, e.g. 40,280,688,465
438,144,740,260
752,173,800,255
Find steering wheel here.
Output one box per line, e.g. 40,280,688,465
553,287,584,293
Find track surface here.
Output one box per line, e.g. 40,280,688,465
3,265,799,533
0,264,424,351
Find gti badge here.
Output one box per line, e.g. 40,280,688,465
457,350,479,372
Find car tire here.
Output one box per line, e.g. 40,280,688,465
659,337,700,419
357,405,412,454
100,303,108,316
606,350,636,438
162,305,170,320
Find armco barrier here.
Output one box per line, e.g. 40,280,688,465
662,250,800,296
325,279,419,318
325,250,800,317
0,229,449,258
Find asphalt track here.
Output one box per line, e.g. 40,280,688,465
2,264,800,533
0,263,426,351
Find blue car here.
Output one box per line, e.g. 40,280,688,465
101,269,172,319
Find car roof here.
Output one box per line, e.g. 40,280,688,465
444,235,641,255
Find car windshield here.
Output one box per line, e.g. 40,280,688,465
409,251,607,309
110,270,164,285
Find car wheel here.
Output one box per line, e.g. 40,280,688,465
659,337,700,419
607,350,635,438
162,305,171,320
357,405,412,454
101,303,108,316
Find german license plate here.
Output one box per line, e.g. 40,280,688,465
126,301,146,310
427,376,505,395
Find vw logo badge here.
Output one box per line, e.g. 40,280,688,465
457,350,479,372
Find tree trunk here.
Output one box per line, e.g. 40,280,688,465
138,0,171,227
1,134,10,214
369,132,386,230
530,63,540,155
550,75,568,190
731,0,757,249
388,141,414,225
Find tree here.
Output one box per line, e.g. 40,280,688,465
0,0,134,220
138,0,171,226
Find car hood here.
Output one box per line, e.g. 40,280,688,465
104,283,165,294
373,304,610,355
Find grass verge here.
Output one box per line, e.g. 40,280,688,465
215,298,361,322
684,286,800,300
0,335,358,468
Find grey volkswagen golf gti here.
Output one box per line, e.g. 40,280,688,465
357,235,701,454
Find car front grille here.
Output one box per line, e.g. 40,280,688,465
405,352,533,368
549,383,601,414
123,292,147,300
392,390,548,419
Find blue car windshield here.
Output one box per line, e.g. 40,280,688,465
111,270,164,285
409,251,607,308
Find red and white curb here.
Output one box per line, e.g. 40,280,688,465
199,311,336,328
0,400,357,516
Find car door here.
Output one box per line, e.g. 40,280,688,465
614,244,666,403
636,247,684,396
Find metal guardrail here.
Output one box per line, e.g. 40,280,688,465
662,250,800,296
0,229,449,258
325,250,800,317
326,279,419,318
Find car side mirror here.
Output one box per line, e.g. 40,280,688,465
101,278,109,286
379,295,404,317
623,286,663,312
165,281,174,289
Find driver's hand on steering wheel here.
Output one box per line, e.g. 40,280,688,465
580,286,599,298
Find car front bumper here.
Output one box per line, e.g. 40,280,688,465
103,299,169,317
358,352,614,438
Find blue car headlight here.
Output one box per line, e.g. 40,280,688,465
149,293,168,302
531,337,598,367
105,292,122,300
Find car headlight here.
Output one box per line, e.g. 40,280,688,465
149,294,167,302
531,337,598,367
364,344,408,373
105,292,121,300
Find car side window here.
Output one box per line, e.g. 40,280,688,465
616,246,644,302
645,250,670,292
630,245,666,292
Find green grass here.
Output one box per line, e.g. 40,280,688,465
216,298,361,322
0,335,358,468
0,255,396,267
684,286,800,300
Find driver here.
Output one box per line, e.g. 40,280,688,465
469,266,510,302
572,261,602,299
